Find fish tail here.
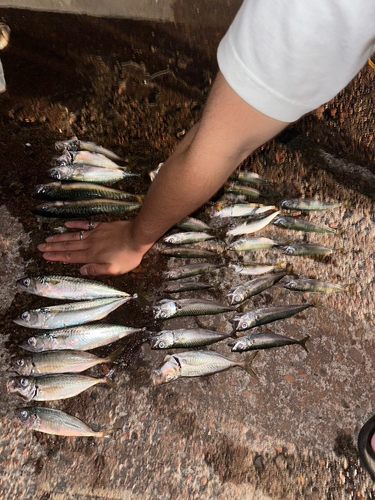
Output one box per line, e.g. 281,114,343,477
241,351,259,379
98,427,121,438
136,195,145,204
299,335,310,353
344,283,355,295
104,346,125,364
336,228,344,238
102,377,116,389
275,260,287,271
310,294,324,309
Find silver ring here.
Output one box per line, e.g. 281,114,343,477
79,231,84,241
87,221,95,231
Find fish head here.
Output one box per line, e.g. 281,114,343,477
280,245,296,256
228,338,251,352
14,407,38,428
149,331,174,349
55,138,79,152
51,152,73,166
33,184,55,198
281,200,293,209
231,313,256,332
9,356,33,376
13,309,42,328
227,288,246,305
151,356,181,385
48,166,71,180
16,277,37,294
273,217,287,228
164,235,178,244
19,335,46,352
153,300,177,319
7,377,36,401
283,279,298,290
163,270,178,279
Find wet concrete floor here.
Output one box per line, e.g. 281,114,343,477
0,7,375,500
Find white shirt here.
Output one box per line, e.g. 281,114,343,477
217,0,375,122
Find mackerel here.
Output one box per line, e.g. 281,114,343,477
55,137,125,161
227,272,286,305
161,247,218,259
225,183,262,198
273,216,342,235
163,263,222,280
226,211,280,237
228,237,279,252
33,199,141,218
229,333,310,352
149,329,230,349
153,299,236,319
52,150,124,170
281,199,341,211
176,217,211,232
34,182,140,202
214,203,276,218
163,232,215,245
48,165,137,184
162,281,214,293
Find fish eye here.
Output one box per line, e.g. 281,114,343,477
241,322,248,329
169,238,175,243
20,378,28,387
235,296,241,302
289,282,296,289
21,312,30,321
23,278,30,287
159,342,165,348
237,343,245,350
160,312,166,318
166,374,172,380
20,410,28,419
16,359,24,367
28,337,36,346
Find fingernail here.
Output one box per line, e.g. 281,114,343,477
38,244,46,251
45,237,54,242
81,267,88,275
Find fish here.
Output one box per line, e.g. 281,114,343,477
279,243,335,256
229,262,287,276
162,281,214,293
283,278,350,293
19,324,143,352
231,303,315,332
237,172,273,186
161,247,218,259
226,211,280,237
48,165,138,184
149,329,231,349
33,182,141,202
7,374,115,401
13,297,130,329
33,199,141,218
273,216,342,236
151,350,258,385
153,299,236,319
9,346,124,376
229,333,310,352
228,237,279,252
281,199,341,211
227,272,286,305
225,183,262,198
149,162,164,182
163,232,215,245
162,263,222,280
0,23,10,51
176,217,211,232
213,203,276,218
15,407,118,437
16,275,134,300
55,137,125,161
52,150,124,170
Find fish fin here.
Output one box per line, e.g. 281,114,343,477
135,195,145,204
344,283,355,295
98,427,121,438
135,293,152,308
275,260,287,271
336,228,344,238
283,262,297,276
299,335,310,353
102,377,116,389
310,294,324,309
104,346,125,364
241,351,259,379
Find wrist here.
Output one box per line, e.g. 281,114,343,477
126,219,155,255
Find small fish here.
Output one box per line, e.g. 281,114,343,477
176,217,211,232
13,297,130,329
281,199,341,211
229,333,310,352
33,199,141,218
228,237,279,252
52,151,123,170
33,182,140,202
229,262,287,276
153,299,236,319
55,137,124,161
19,324,143,352
15,407,118,437
231,303,315,332
225,183,262,198
163,232,215,245
238,172,272,186
149,162,164,182
8,374,114,401
9,346,123,376
17,275,133,300
226,211,280,237
48,165,137,184
162,281,214,293
152,351,258,385
283,278,349,293
279,243,335,256
214,203,276,218
273,216,341,236
149,329,230,349
161,247,218,259
162,263,222,280
0,23,10,51
227,272,286,305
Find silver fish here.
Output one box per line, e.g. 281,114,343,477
229,262,287,276
226,211,280,237
231,303,314,332
15,407,118,437
33,182,140,202
9,346,123,376
161,247,218,259
281,199,341,211
33,199,141,218
48,165,137,184
153,299,236,319
225,183,261,198
228,237,279,252
163,232,215,245
229,333,310,352
162,281,213,293
17,275,133,300
238,172,272,186
152,351,258,385
55,137,125,161
149,329,230,349
279,243,335,256
214,203,276,218
163,263,222,280
52,150,123,170
8,374,114,401
13,297,130,329
283,278,349,293
19,324,143,352
176,217,211,232
273,216,342,236
227,272,286,305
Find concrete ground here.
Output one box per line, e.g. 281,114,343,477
0,6,375,500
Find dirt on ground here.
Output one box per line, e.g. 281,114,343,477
0,8,375,500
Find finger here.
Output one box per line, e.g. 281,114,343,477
38,239,88,253
65,221,100,231
44,230,90,243
81,263,117,276
41,249,90,264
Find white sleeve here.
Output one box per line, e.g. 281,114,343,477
0,58,5,93
217,0,375,122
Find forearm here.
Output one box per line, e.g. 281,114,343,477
130,72,289,249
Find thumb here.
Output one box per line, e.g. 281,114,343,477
80,263,115,276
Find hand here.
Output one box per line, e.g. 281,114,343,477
37,220,152,276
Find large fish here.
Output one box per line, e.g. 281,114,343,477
153,299,236,319
152,351,258,385
229,333,310,352
33,182,140,202
33,199,141,218
13,297,130,329
227,272,286,305
8,374,115,401
55,137,125,161
48,165,137,184
149,329,231,349
15,407,118,437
